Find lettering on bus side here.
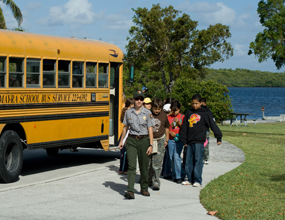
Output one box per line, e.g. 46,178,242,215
0,93,89,104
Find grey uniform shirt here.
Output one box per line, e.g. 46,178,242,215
123,106,155,135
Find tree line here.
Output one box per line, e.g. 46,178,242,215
204,68,285,87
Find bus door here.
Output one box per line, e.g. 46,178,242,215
109,63,120,146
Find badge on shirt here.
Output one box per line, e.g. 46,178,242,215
128,118,132,120
143,116,146,120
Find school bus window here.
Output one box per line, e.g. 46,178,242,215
43,59,56,87
72,61,83,88
9,57,23,88
0,57,6,87
98,63,108,88
0,57,4,72
58,60,70,87
110,66,116,89
26,59,40,87
86,62,97,88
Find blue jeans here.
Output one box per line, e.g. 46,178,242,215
168,140,184,179
185,143,204,184
161,147,172,178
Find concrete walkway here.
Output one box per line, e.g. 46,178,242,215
0,138,244,220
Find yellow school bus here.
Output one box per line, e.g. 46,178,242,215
0,29,124,183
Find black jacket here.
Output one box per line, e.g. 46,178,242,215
180,107,222,145
202,105,215,131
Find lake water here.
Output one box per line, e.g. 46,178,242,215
228,87,285,119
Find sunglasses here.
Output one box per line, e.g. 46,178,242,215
135,97,144,101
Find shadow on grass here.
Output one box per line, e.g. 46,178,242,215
268,174,285,182
260,173,285,194
221,130,285,136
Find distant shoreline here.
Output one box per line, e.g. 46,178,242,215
205,68,285,87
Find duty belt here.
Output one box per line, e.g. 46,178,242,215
129,134,148,140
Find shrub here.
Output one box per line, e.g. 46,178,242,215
171,78,232,122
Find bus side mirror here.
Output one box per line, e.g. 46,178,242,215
129,64,134,83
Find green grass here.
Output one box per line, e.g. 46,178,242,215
200,122,285,219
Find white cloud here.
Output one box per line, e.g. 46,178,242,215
104,14,133,31
254,21,262,29
38,0,99,26
179,2,236,25
235,13,251,28
205,2,236,25
178,1,220,13
179,1,251,28
233,44,247,57
26,2,42,11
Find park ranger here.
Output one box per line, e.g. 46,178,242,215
119,91,154,199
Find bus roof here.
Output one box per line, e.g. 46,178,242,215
0,29,124,62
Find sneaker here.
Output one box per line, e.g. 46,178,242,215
124,191,135,199
152,185,160,191
140,190,150,196
204,160,209,165
182,180,192,185
176,179,183,184
193,182,202,187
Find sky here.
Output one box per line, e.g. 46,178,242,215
1,0,283,73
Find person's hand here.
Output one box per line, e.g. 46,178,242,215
146,146,152,156
217,142,222,145
174,117,179,122
164,141,168,147
119,142,124,149
169,131,176,137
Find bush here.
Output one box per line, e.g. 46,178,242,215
171,78,232,122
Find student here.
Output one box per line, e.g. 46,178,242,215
201,98,212,165
119,98,134,174
119,91,154,199
180,94,222,187
143,97,152,110
161,97,174,179
167,100,185,184
148,98,169,190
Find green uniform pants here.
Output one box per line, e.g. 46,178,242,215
126,136,150,192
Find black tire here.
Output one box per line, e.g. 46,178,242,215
46,148,59,156
0,130,23,183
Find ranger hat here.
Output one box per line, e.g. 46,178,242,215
133,91,145,99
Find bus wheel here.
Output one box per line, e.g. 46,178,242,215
46,148,59,156
0,130,23,183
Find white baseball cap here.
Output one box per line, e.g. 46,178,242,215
163,103,171,112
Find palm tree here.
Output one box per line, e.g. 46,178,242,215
0,0,23,29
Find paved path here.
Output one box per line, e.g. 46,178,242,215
0,138,244,220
